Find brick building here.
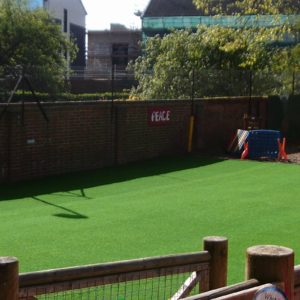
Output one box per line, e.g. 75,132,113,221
141,0,300,39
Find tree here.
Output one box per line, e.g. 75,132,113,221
130,0,299,100
191,0,300,60
290,22,300,71
0,0,77,94
192,0,300,16
130,25,290,99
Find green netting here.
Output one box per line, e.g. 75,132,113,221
142,15,298,30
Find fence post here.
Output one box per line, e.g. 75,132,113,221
0,256,19,300
246,245,294,300
203,236,228,290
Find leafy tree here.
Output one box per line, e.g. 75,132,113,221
192,0,300,16
274,22,300,94
130,0,299,99
290,22,300,71
130,25,288,99
0,0,77,95
292,45,300,70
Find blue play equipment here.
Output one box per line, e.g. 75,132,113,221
229,129,288,160
247,130,281,159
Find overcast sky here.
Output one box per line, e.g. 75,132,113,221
81,0,150,30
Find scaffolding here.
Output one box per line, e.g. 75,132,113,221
142,15,299,38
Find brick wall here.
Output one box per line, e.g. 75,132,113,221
0,113,9,180
195,97,267,151
115,101,191,164
0,97,267,183
0,102,115,182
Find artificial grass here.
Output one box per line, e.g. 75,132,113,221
1,155,300,285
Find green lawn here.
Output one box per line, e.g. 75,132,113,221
1,155,300,284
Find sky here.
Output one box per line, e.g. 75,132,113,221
81,0,150,30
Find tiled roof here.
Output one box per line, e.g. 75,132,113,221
142,0,300,17
143,0,203,17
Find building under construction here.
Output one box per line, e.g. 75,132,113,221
87,25,141,79
141,0,300,39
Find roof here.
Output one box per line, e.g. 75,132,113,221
78,0,88,15
142,0,202,17
142,0,300,17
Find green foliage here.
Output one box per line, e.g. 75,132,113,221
192,0,300,16
291,45,300,70
130,25,290,99
130,0,299,100
290,22,300,71
0,91,130,102
0,0,77,93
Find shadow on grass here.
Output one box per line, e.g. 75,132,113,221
32,196,88,219
0,154,225,201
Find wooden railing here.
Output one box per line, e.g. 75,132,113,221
183,245,298,300
0,236,229,300
183,280,275,300
3,237,299,300
294,265,300,299
18,252,210,299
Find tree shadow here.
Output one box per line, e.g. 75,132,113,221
32,196,88,219
1,154,225,201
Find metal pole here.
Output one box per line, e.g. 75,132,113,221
248,70,253,116
111,64,115,102
188,68,195,153
292,70,295,96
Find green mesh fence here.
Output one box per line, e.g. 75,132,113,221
142,15,295,31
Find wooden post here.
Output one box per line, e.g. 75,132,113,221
246,245,294,300
203,236,228,290
0,256,19,300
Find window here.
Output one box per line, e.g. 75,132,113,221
64,9,68,33
112,43,128,69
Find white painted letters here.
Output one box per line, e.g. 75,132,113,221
149,108,171,125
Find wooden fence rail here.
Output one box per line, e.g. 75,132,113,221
4,237,299,300
294,265,300,299
182,279,260,300
183,244,297,300
0,236,229,300
18,252,211,299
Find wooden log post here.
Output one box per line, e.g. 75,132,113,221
0,256,19,300
246,245,294,300
203,236,228,290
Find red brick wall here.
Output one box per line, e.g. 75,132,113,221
0,102,115,182
115,101,191,164
0,97,267,183
0,113,9,180
195,97,267,151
